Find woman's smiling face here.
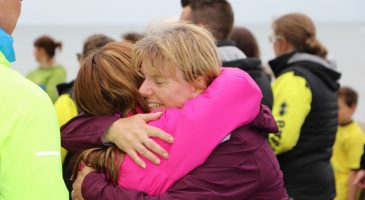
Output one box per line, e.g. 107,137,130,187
138,60,197,111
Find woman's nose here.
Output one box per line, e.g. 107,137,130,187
139,80,153,97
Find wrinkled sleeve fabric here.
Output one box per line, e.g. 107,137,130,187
61,112,120,152
269,71,312,154
83,172,172,200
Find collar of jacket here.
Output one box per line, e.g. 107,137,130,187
0,28,15,63
216,39,236,47
268,51,298,77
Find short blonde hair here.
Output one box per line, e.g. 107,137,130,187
133,22,220,86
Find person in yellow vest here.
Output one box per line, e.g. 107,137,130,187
54,34,114,197
0,0,68,199
331,87,365,200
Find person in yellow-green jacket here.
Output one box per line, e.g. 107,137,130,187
54,34,115,197
27,35,66,102
268,13,341,200
331,87,365,200
0,0,68,199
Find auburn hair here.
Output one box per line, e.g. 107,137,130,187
230,27,260,58
73,42,149,185
34,35,62,58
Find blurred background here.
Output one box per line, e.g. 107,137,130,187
12,0,365,122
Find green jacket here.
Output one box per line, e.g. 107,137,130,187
0,52,68,199
27,65,66,103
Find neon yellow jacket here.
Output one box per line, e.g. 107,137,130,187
26,65,66,103
0,52,68,199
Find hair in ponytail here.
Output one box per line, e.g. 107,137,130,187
273,12,327,58
55,42,62,51
34,35,62,58
303,37,327,58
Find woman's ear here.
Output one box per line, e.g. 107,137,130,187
279,38,294,54
192,76,207,97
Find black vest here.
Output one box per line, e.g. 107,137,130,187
278,63,338,200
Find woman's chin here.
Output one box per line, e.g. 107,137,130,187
150,107,166,112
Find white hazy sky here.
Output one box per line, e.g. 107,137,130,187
19,0,365,26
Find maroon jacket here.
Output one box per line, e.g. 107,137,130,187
61,106,288,199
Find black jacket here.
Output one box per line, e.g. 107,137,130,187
217,40,273,109
270,51,341,200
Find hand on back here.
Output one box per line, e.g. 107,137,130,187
103,112,174,168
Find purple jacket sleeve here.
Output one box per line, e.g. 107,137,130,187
82,172,171,200
61,112,120,151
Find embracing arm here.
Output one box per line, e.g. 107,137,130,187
81,172,171,200
61,112,119,152
61,112,172,167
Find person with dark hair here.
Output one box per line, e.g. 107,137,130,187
230,27,260,58
331,87,365,200
180,0,192,20
180,0,191,7
267,12,341,199
0,0,68,198
54,33,115,198
122,32,143,44
230,26,274,108
27,35,66,102
181,0,273,108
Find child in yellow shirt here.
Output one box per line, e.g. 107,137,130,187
331,87,365,200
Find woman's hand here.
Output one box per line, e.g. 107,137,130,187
72,165,95,200
102,112,174,168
